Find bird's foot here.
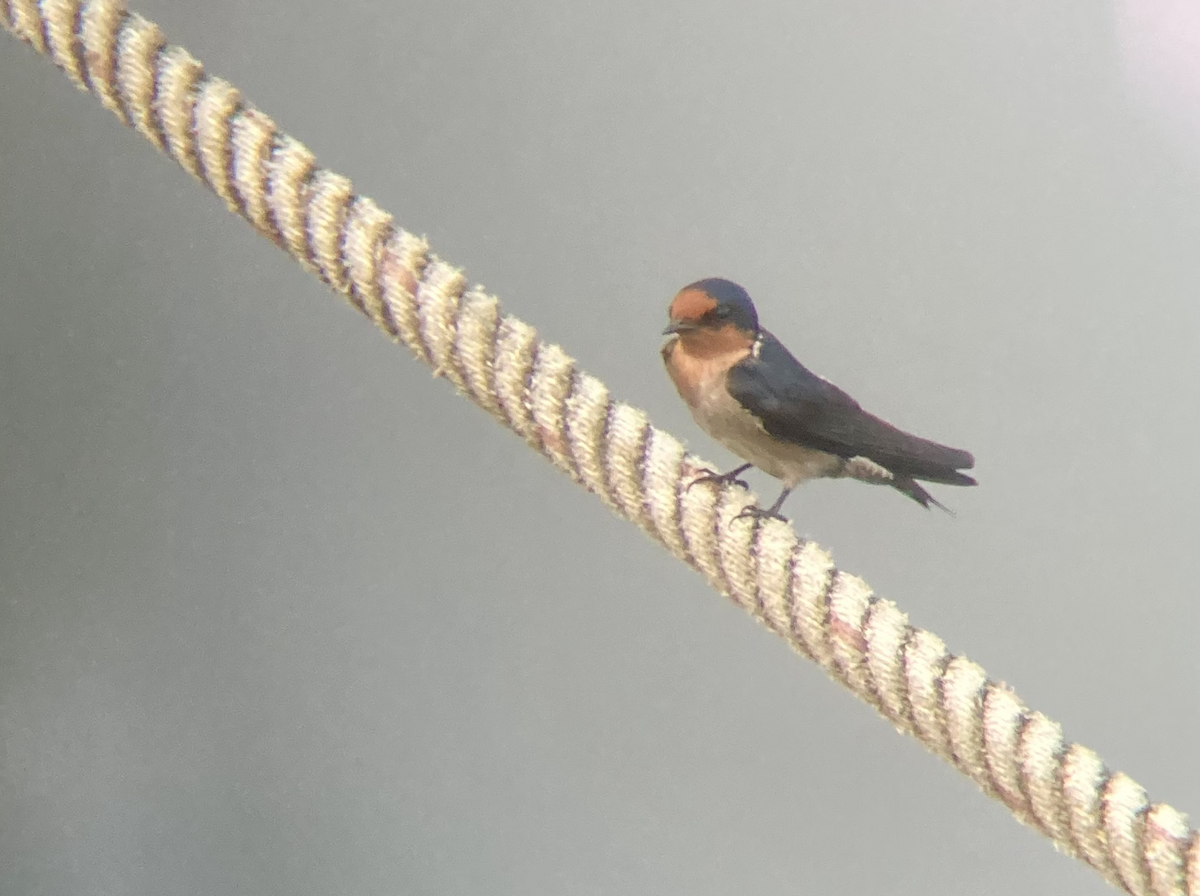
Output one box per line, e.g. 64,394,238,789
686,464,752,492
733,504,789,524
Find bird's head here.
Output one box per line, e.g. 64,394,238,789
663,278,759,344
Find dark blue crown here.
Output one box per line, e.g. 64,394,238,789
686,278,759,332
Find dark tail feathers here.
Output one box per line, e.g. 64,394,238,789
893,468,976,513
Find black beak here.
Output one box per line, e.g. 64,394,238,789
663,320,698,336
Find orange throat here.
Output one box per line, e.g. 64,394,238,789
663,325,753,407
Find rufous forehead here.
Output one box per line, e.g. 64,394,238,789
668,287,717,321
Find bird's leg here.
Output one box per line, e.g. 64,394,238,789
687,462,753,492
735,486,793,523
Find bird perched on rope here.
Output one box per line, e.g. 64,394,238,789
661,278,976,521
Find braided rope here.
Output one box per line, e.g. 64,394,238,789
3,2,1195,892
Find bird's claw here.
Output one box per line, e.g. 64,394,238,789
734,504,789,524
686,468,750,492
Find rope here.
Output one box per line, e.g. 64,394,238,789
3,2,1195,892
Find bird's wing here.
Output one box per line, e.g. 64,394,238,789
725,331,975,484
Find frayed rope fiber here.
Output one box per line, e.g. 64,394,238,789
3,2,1195,892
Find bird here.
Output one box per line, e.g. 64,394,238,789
661,277,976,522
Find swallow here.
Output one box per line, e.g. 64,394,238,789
661,278,976,521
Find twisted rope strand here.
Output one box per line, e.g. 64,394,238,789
3,2,1195,892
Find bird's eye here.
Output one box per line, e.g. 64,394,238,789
713,306,731,319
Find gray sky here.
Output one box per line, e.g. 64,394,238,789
3,2,1198,894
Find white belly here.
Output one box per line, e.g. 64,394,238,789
687,376,843,487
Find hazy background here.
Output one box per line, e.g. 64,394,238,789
3,2,1199,893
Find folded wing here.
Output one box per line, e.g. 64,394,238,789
725,332,975,486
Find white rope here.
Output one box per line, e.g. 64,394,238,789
3,2,1196,892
